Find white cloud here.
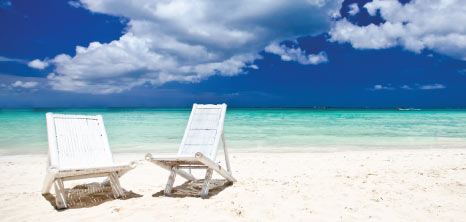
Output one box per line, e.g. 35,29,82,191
372,84,394,90
307,52,329,65
28,59,49,69
347,3,359,16
0,74,46,94
400,85,413,90
0,56,27,64
68,1,81,8
374,83,446,90
11,81,39,88
44,0,342,94
248,64,259,70
330,0,466,60
1,56,49,69
419,83,445,90
265,42,328,65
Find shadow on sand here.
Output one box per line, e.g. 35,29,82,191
43,182,142,210
152,179,233,199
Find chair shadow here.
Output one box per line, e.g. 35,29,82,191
43,182,142,210
152,179,233,199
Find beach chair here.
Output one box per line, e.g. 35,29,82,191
41,113,137,209
145,104,236,198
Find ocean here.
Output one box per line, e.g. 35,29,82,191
0,108,465,155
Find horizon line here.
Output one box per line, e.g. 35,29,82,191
2,106,466,110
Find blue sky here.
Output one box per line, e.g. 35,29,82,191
0,0,465,108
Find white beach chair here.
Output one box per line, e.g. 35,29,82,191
41,113,137,209
145,104,236,198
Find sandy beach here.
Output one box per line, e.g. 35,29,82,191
1,148,465,222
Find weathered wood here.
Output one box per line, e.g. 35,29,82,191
108,173,119,198
221,133,232,173
101,168,132,186
113,172,125,197
42,167,58,194
145,154,196,181
46,113,59,168
54,178,67,209
164,166,178,195
177,165,209,169
146,104,236,198
195,152,237,182
161,161,204,166
43,113,136,208
147,154,204,163
109,172,124,198
201,168,213,198
177,104,225,160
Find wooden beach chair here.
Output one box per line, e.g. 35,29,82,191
41,113,137,209
145,104,236,198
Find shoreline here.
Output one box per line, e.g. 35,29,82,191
2,145,466,157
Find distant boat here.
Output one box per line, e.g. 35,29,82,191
397,108,422,111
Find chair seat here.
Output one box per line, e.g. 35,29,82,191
148,153,222,165
52,163,135,179
149,154,200,164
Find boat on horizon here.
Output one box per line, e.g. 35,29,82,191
397,108,422,111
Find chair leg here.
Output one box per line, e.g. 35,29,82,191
42,173,55,194
222,133,232,173
109,172,124,199
200,168,213,199
54,179,67,209
164,166,177,195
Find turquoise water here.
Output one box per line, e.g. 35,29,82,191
0,108,465,155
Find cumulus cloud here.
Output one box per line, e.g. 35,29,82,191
265,42,328,65
11,81,39,88
347,3,359,16
330,0,466,60
28,59,49,69
42,0,342,94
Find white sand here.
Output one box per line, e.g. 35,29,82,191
1,149,466,221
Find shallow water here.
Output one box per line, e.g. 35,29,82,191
0,108,465,154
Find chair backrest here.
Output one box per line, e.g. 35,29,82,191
178,104,227,160
46,113,114,170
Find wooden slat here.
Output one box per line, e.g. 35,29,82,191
46,113,59,167
52,114,100,119
184,130,217,145
189,108,221,130
161,160,204,166
178,104,226,160
177,165,208,169
50,114,114,170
